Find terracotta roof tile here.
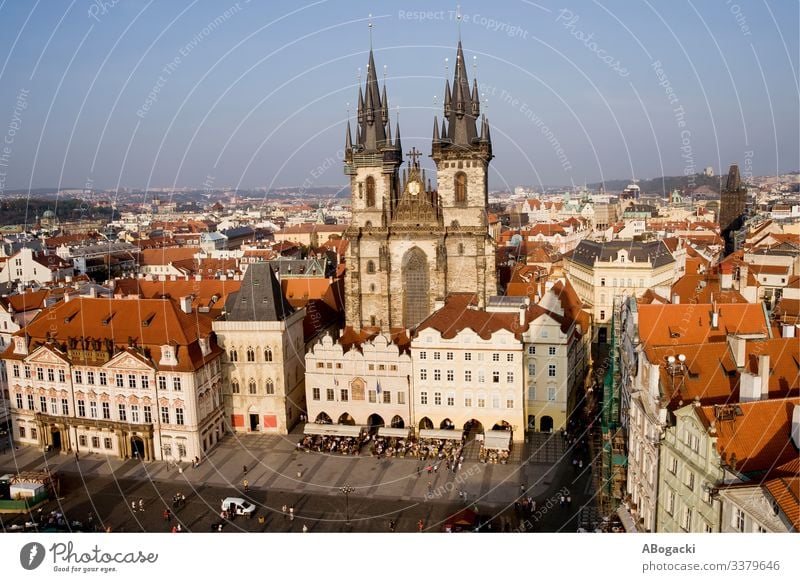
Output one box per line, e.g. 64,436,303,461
638,303,769,347
764,458,800,531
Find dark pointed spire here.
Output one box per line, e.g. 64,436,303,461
441,117,448,141
471,78,480,116
381,82,389,124
432,115,440,142
357,86,364,123
442,40,479,146
725,163,742,192
358,48,387,151
394,121,402,151
444,79,452,117
345,120,353,150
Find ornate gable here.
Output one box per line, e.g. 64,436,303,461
104,350,154,372
391,148,441,227
25,345,69,366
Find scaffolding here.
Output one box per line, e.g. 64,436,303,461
600,298,627,515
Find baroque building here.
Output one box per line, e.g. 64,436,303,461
343,42,496,332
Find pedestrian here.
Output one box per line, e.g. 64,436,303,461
289,507,294,521
572,459,578,472
171,525,177,533
531,500,537,512
176,524,182,532
163,508,171,522
389,520,395,532
243,465,248,475
243,479,249,493
131,501,136,512
567,495,572,507
417,519,424,532
427,481,432,493
138,499,144,512
457,462,462,472
559,495,566,508
302,524,308,533
282,504,288,519
578,460,583,470
520,483,525,494
427,465,432,475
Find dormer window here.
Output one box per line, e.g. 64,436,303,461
13,337,28,355
159,345,177,366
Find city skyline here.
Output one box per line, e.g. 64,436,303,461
0,1,797,193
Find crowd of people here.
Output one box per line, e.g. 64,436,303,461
414,437,464,462
479,446,510,463
297,433,367,455
370,435,414,457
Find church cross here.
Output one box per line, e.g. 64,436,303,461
407,147,421,165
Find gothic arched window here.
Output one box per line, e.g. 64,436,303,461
265,379,275,395
458,243,464,255
366,260,376,274
229,349,238,362
454,172,467,205
366,176,376,208
264,347,273,362
231,380,240,394
248,379,257,395
246,347,255,362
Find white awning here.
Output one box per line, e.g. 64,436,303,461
483,430,511,450
303,423,364,437
378,427,410,438
419,429,462,440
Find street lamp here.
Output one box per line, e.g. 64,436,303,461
340,485,355,526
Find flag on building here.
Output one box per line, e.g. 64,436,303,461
376,380,381,394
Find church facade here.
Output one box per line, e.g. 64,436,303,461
343,42,497,333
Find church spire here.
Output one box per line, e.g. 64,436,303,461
394,121,402,151
440,40,479,147
357,47,387,152
432,115,440,143
345,119,353,150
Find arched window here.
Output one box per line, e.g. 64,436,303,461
366,260,376,274
246,347,255,362
457,243,464,255
265,379,275,395
231,380,240,394
248,379,257,395
366,176,376,208
229,349,238,362
454,172,467,205
264,347,273,362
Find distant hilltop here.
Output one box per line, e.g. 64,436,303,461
588,174,723,196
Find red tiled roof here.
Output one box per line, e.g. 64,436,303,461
764,458,800,531
139,247,199,266
697,398,800,474
637,303,769,347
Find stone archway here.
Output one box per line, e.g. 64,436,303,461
418,417,433,430
315,412,332,424
390,415,405,429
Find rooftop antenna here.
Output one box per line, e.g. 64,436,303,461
357,67,362,84
368,13,373,49
383,64,387,83
444,57,449,79
456,4,462,42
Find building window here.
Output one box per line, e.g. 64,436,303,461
383,391,391,404
478,371,485,383
548,364,556,377
160,406,170,424
264,347,273,362
231,380,240,394
24,365,31,379
246,347,255,362
36,367,44,381
492,353,500,362
312,387,320,401
15,393,22,409
682,507,693,531
507,353,514,362
368,390,376,403
61,398,68,415
464,352,472,361
27,394,34,410
326,388,334,401
733,508,744,531
454,172,467,205
340,389,348,401
176,408,184,425
79,435,87,447
446,370,454,382
58,369,65,383
477,396,485,408
248,379,257,395
131,405,139,423
158,376,167,390
528,363,536,376
104,438,113,450
420,369,427,381
434,392,442,406
507,372,514,383
128,374,136,389
434,369,441,382
685,470,695,491
433,352,440,360
666,488,675,515
47,368,55,382
397,392,405,405
528,346,535,355
115,373,124,388
492,371,500,383
419,351,427,360
506,398,514,408
365,175,376,207
141,376,149,390
599,310,605,321
265,379,275,395
547,387,556,401
50,398,58,414
173,377,181,391
102,402,110,419
420,391,428,405
366,260,376,274
87,371,95,385
144,406,152,423
446,393,454,406
600,278,605,287
99,372,107,386
464,394,472,407
548,346,556,356
229,349,238,362
90,401,97,418
118,404,127,422
464,370,472,382
39,396,47,413
12,364,19,378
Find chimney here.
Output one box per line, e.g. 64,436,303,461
727,335,746,368
710,302,719,329
792,405,800,450
89,286,97,298
671,293,680,304
519,304,526,326
758,354,770,399
782,323,796,338
64,292,71,303
179,296,193,314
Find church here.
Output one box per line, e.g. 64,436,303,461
343,40,497,332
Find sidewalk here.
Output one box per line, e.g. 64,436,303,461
0,430,572,508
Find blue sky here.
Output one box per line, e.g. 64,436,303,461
0,0,797,192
